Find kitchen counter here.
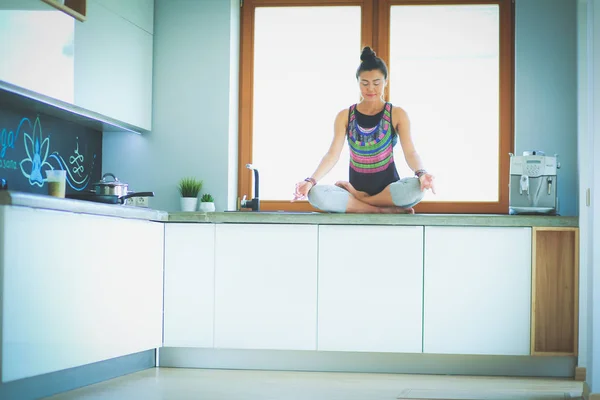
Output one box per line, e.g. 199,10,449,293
0,190,168,221
168,211,578,227
0,191,578,226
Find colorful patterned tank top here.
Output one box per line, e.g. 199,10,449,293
347,102,400,196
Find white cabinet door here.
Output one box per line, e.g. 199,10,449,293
0,0,76,103
163,223,215,348
214,224,318,351
0,206,163,382
317,225,424,353
74,0,153,130
423,226,532,356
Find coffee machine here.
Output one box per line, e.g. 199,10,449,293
509,151,560,215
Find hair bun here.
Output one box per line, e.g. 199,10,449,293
360,46,377,62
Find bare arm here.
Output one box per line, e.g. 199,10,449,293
308,109,348,182
394,107,426,173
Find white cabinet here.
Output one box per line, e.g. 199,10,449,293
0,0,76,103
317,225,424,353
163,223,215,348
423,226,532,356
214,224,318,351
0,0,154,131
0,206,163,382
74,0,153,130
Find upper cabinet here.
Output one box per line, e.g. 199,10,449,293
0,0,154,132
74,0,153,131
0,0,76,103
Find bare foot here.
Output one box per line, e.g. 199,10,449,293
379,206,415,214
335,181,370,200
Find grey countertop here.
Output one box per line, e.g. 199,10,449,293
0,191,168,222
0,191,578,227
168,211,578,227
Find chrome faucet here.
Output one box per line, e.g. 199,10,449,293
240,164,260,211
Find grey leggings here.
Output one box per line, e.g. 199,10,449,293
307,177,425,213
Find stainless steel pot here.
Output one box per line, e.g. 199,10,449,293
91,173,129,196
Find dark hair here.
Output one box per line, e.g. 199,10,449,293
356,46,388,80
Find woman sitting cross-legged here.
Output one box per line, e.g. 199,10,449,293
292,46,436,214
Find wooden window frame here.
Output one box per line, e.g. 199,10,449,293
238,0,514,213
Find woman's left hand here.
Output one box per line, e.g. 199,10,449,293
419,173,436,194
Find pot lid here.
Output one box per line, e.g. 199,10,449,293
93,173,128,187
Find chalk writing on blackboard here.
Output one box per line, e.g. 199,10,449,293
19,117,51,187
1,116,28,159
1,117,29,171
15,116,96,191
49,139,96,191
70,138,84,176
0,105,102,195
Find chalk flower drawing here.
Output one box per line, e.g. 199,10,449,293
19,117,52,187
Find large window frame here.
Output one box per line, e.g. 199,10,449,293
238,0,514,213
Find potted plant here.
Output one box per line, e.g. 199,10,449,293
199,193,215,212
177,177,202,212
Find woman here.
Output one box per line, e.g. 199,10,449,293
292,46,436,214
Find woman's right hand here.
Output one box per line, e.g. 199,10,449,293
292,181,313,202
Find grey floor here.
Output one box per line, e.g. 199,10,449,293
43,368,584,400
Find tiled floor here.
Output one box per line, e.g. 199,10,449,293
44,368,584,400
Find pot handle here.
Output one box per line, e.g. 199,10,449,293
120,191,155,200
101,173,119,183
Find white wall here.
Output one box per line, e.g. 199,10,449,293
227,0,240,211
591,0,600,391
101,0,578,214
579,0,600,392
515,0,578,216
577,0,592,374
102,0,240,212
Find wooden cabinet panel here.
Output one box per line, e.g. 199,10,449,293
41,0,87,22
531,227,579,355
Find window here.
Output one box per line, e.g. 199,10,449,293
239,0,514,213
252,6,361,200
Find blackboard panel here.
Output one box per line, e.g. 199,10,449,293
0,101,102,194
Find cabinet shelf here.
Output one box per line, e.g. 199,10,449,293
531,227,579,356
41,0,87,22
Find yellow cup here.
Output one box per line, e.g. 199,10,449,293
46,170,67,198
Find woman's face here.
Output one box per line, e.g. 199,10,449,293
358,69,386,103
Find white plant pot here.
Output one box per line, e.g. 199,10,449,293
180,197,198,212
199,202,215,212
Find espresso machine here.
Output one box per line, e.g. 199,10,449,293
509,151,560,215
